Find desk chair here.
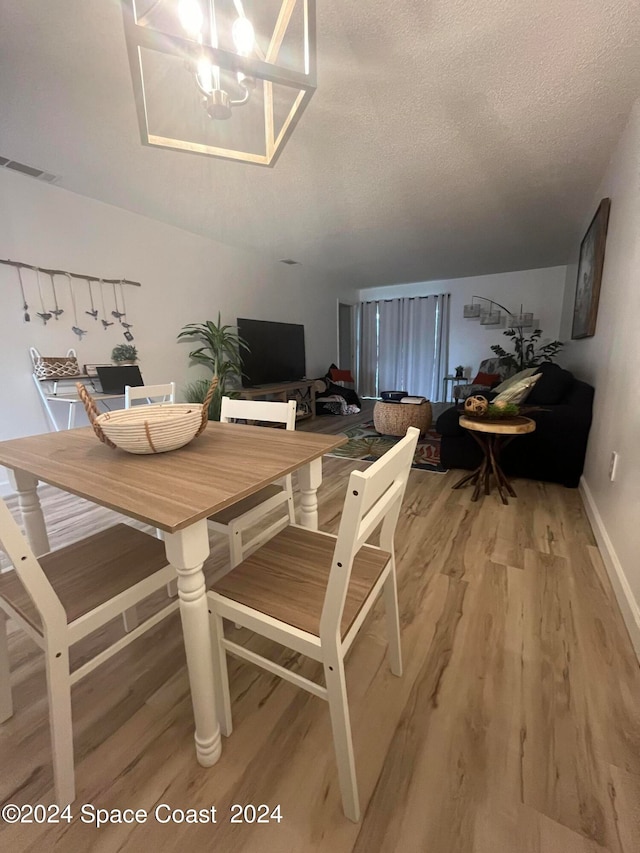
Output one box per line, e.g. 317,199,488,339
0,499,179,805
124,382,176,408
208,427,419,821
208,397,297,570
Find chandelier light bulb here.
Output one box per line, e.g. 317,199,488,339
178,0,204,37
196,55,214,93
232,16,255,56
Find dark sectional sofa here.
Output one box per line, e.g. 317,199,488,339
435,363,595,488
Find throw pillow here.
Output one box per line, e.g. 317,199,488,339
526,363,574,405
329,368,355,383
492,366,538,394
471,371,501,387
493,373,541,404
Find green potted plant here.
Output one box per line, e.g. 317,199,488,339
490,328,563,372
178,314,249,421
111,343,138,364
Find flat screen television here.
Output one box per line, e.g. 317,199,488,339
237,318,306,387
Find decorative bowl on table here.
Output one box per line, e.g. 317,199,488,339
77,377,218,454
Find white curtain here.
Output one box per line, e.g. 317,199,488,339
377,300,403,392
357,294,450,400
433,293,450,399
357,301,379,397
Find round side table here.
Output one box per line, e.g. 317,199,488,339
452,416,535,504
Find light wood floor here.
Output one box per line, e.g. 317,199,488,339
1,419,639,851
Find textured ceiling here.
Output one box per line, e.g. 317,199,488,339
1,0,640,288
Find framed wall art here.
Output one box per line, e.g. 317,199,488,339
571,198,611,339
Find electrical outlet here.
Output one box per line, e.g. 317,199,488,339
609,451,619,482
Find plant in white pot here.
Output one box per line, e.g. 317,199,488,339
111,344,138,365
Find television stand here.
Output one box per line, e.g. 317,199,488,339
238,380,316,420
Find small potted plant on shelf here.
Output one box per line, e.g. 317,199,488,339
454,365,465,378
111,343,138,365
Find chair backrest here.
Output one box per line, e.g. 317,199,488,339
0,499,66,629
124,382,176,408
477,357,514,381
319,427,419,641
220,397,297,430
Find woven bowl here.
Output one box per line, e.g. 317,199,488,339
94,404,203,454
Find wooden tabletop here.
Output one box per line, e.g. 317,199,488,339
459,415,536,435
0,424,346,533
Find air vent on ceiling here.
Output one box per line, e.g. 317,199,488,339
1,156,58,184
280,258,300,265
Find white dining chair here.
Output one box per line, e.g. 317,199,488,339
0,499,179,805
208,397,297,569
208,426,419,822
124,381,176,408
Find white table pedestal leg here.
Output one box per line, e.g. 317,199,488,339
164,519,221,767
9,469,50,557
297,457,322,531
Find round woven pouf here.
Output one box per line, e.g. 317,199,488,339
373,400,432,436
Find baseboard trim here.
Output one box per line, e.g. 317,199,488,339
579,476,640,660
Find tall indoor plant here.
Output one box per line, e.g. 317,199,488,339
177,314,248,420
490,327,563,372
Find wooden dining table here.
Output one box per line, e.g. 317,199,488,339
0,422,346,769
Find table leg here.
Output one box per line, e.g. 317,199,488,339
164,519,221,767
488,438,508,505
32,373,59,432
454,426,528,502
494,436,517,497
484,449,492,495
500,469,517,498
471,451,488,501
9,468,50,556
465,432,488,502
452,469,478,489
297,456,322,530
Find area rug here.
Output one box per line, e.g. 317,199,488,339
327,421,444,472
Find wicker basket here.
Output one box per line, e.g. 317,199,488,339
77,377,218,454
30,346,80,379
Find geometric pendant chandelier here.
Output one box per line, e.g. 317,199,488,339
121,0,317,166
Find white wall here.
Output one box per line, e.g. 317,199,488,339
0,169,348,489
359,266,566,379
559,99,640,656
